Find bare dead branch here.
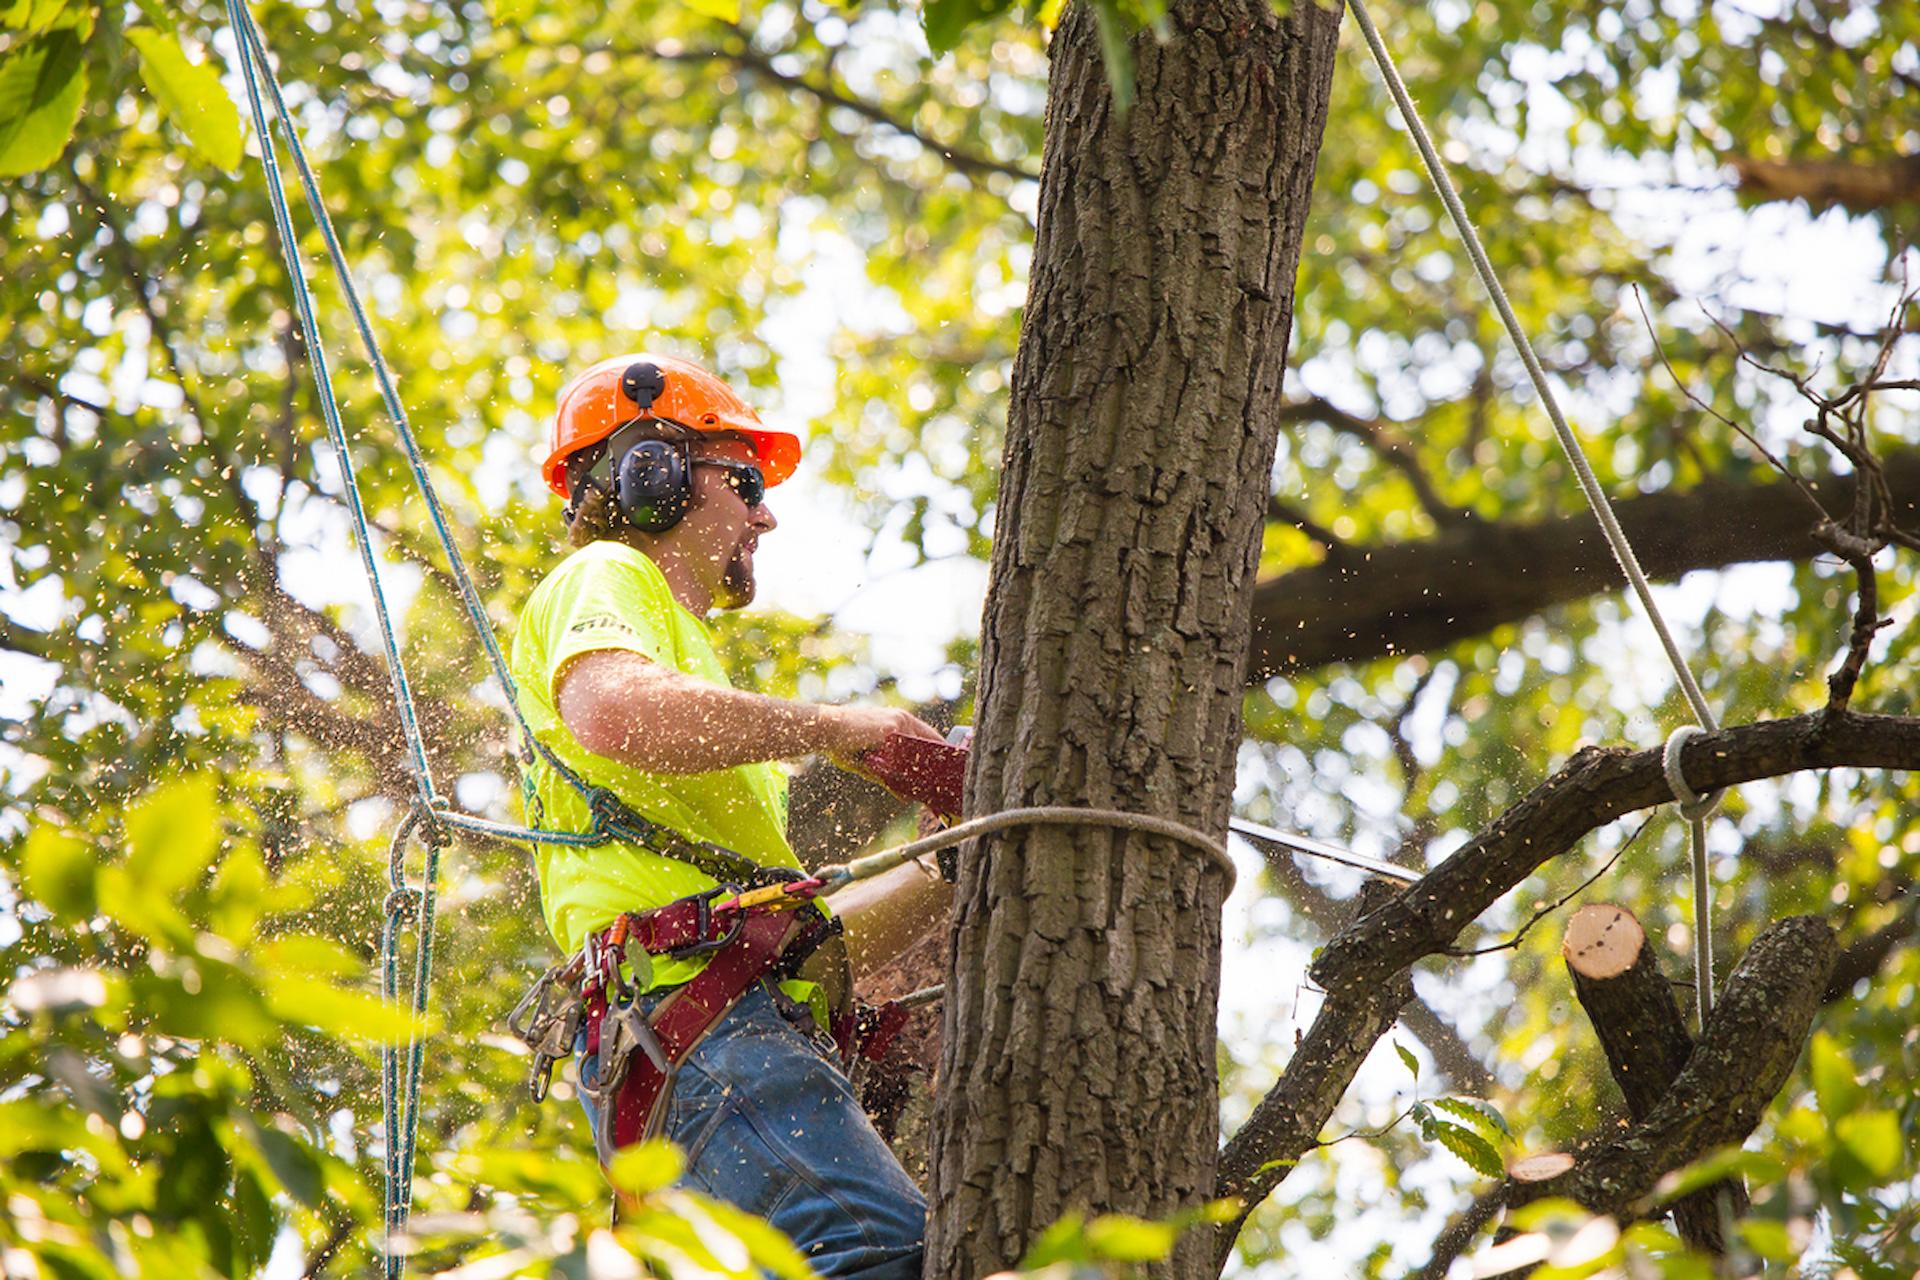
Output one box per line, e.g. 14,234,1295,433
1629,285,1827,519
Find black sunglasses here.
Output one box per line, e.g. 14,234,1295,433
694,456,766,508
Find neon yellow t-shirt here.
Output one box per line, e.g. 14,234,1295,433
510,540,801,989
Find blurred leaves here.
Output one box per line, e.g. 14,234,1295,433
124,25,241,172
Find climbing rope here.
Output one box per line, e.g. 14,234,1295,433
814,804,1241,891
221,4,763,1269
1345,0,1724,1022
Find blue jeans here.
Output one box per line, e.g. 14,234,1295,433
579,983,926,1279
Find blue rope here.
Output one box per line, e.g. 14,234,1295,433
219,8,624,1273
226,0,438,815
226,9,774,1268
230,5,606,807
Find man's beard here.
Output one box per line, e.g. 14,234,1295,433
715,537,757,608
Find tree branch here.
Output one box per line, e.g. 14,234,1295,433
1513,916,1833,1216
1727,153,1920,215
1420,917,1833,1277
1278,395,1472,529
1257,839,1494,1094
639,39,1035,185
1212,881,1413,1264
1563,904,1747,1253
1249,449,1920,676
1309,710,1920,998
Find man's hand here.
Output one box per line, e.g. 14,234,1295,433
818,705,944,778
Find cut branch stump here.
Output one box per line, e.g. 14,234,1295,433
1563,903,1750,1252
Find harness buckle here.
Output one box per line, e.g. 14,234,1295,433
666,886,746,959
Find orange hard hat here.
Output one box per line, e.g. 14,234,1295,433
542,352,801,499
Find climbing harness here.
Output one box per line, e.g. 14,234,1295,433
1345,0,1728,1024
513,887,843,1165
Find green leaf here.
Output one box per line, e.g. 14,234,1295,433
263,975,430,1043
0,30,87,177
1426,1120,1505,1178
1835,1109,1902,1180
20,825,96,919
1654,1146,1784,1202
1431,1095,1512,1141
241,1118,327,1209
126,26,243,172
126,774,221,901
1084,1214,1180,1262
607,1139,684,1196
923,0,1011,56
1394,1039,1420,1081
1809,1031,1864,1116
1090,0,1136,113
1735,1217,1795,1264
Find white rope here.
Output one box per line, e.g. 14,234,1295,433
1344,0,1725,1019
1664,726,1720,1018
815,805,1239,892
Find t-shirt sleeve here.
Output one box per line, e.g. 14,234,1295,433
536,550,680,702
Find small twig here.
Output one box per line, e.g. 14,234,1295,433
1309,1101,1416,1151
1813,522,1889,713
1631,285,1828,521
1443,815,1654,959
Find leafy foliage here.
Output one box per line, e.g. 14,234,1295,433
3,0,1916,1276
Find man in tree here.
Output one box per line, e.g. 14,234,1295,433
510,351,949,1278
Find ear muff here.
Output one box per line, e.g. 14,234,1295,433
614,438,693,533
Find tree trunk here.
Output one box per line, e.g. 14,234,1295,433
925,3,1344,1276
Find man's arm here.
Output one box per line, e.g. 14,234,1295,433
556,648,942,774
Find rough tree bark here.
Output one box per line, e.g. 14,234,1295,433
925,2,1344,1275
1562,904,1749,1252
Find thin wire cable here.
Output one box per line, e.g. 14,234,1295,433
1344,0,1722,1018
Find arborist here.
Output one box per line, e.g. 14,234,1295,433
507,351,950,1279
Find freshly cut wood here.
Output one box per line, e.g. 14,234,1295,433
1563,903,1645,980
1509,1152,1575,1182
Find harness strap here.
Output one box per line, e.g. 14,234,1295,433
604,910,812,1152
